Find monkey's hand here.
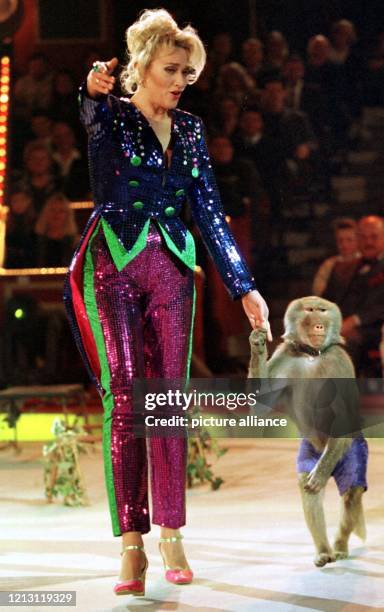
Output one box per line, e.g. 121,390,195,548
304,466,329,494
249,328,268,354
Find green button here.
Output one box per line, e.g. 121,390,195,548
191,167,199,178
133,200,144,210
175,189,185,197
165,206,175,217
130,155,142,167
129,180,140,187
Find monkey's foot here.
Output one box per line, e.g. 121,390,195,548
334,540,349,560
314,551,336,567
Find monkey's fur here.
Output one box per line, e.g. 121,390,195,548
248,296,367,567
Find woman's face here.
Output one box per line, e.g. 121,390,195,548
46,201,68,232
336,228,358,257
26,149,52,175
10,193,32,215
141,45,192,110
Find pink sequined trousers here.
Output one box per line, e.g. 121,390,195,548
88,222,194,535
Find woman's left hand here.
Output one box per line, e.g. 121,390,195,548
241,290,272,341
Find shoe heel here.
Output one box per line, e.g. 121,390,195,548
113,544,147,597
159,535,193,585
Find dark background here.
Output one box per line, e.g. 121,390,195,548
113,0,384,55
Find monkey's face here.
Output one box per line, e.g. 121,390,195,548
283,297,342,350
299,306,328,349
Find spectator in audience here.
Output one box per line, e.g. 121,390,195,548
215,61,257,106
365,31,384,106
241,37,264,82
30,110,54,150
208,134,262,219
209,96,241,137
283,54,332,154
329,19,362,118
305,34,349,150
232,105,276,202
181,60,214,120
51,121,90,200
329,19,358,65
264,31,289,69
312,218,360,296
5,189,37,268
14,52,54,120
324,215,384,376
17,141,61,213
259,74,319,207
209,32,233,82
50,69,80,130
35,192,78,267
260,74,316,160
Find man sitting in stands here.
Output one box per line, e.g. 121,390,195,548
324,215,384,376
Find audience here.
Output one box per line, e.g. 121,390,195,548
209,96,241,137
5,25,384,380
14,53,53,120
51,122,90,200
50,69,79,129
17,141,60,213
264,31,289,69
208,32,234,83
209,134,262,219
215,62,257,106
305,34,350,149
324,215,384,376
29,110,54,151
5,189,37,268
312,218,361,296
365,32,384,106
241,37,264,82
34,192,78,267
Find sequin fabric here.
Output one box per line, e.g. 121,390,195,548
88,222,193,534
63,86,258,535
78,84,257,298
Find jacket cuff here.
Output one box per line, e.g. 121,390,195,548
232,279,257,301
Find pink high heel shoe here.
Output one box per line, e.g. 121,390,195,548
159,534,193,585
113,544,148,597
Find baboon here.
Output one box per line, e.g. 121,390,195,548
248,296,368,567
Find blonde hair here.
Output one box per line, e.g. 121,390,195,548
120,8,206,94
35,192,78,237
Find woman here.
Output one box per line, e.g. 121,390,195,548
64,8,270,597
35,192,78,267
5,188,37,268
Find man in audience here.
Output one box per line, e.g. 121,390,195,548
305,34,349,150
14,53,54,120
241,37,264,82
324,215,384,376
16,141,60,213
232,105,277,210
312,218,360,296
51,122,90,200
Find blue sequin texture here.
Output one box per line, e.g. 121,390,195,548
75,83,256,299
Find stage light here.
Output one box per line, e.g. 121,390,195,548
14,308,24,319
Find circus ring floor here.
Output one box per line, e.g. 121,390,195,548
0,438,383,611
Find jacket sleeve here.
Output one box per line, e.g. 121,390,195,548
188,117,257,300
78,82,115,145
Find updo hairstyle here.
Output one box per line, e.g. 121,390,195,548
120,8,206,94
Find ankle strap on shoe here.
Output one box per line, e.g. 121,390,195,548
120,544,145,556
159,535,184,544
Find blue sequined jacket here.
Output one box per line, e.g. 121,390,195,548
78,85,256,299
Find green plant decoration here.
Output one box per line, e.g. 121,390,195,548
42,418,90,507
187,410,227,490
